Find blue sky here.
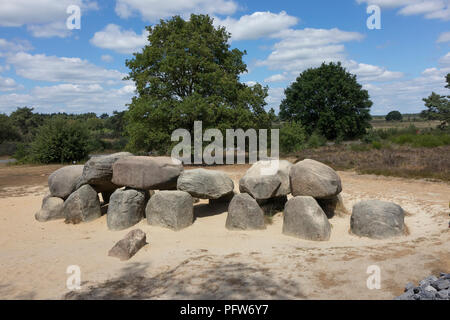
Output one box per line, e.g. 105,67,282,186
0,0,449,116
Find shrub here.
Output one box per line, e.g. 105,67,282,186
29,118,90,163
279,121,307,153
307,132,327,149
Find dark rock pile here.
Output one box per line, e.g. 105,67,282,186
395,273,450,300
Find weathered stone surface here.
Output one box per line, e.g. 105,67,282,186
35,196,64,222
289,159,342,199
257,196,287,215
239,160,292,200
146,191,193,230
226,193,266,230
112,156,183,190
107,188,147,231
79,152,133,192
282,196,331,241
350,200,405,239
108,229,147,261
64,185,101,224
48,165,84,199
177,168,234,199
317,194,348,219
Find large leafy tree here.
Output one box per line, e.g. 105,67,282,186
124,14,273,153
422,73,450,128
279,62,372,140
385,110,402,121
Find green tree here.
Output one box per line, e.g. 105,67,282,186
9,107,44,139
385,110,403,121
279,62,372,140
29,118,90,164
124,14,273,153
0,114,21,143
422,74,450,128
279,121,306,153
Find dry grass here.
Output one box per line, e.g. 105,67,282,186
370,120,441,130
291,145,450,182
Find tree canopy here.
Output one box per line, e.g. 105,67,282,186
385,110,403,121
124,14,274,153
422,73,450,128
279,62,372,140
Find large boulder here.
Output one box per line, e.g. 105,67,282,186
239,160,292,200
226,193,266,230
79,152,133,192
107,188,147,231
282,196,331,241
112,156,183,190
48,165,84,199
289,159,342,199
64,185,101,224
350,200,405,239
35,196,64,222
146,191,193,230
177,168,234,199
108,229,147,261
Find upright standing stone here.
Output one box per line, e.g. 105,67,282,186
146,191,194,230
35,196,64,222
107,188,147,230
283,196,331,241
226,193,266,230
350,200,405,239
64,185,101,224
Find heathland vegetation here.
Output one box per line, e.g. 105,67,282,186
0,14,448,181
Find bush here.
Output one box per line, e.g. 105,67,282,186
385,110,403,121
28,118,90,163
307,132,327,149
279,121,307,153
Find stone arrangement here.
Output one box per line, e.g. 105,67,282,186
395,273,450,300
36,154,409,242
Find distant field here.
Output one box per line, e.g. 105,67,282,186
370,119,441,129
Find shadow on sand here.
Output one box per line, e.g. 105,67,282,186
64,255,305,300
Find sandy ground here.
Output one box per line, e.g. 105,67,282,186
0,163,449,300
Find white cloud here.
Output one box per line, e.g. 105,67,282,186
357,0,450,21
264,73,288,83
0,38,33,56
437,31,450,43
265,87,285,112
213,11,299,41
439,52,450,64
91,24,148,54
345,61,404,82
115,0,238,21
0,76,23,92
256,28,364,72
0,0,98,37
0,82,136,114
101,54,114,63
6,52,126,84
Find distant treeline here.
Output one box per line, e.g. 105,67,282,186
0,107,127,159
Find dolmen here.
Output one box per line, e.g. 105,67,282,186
37,155,407,242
